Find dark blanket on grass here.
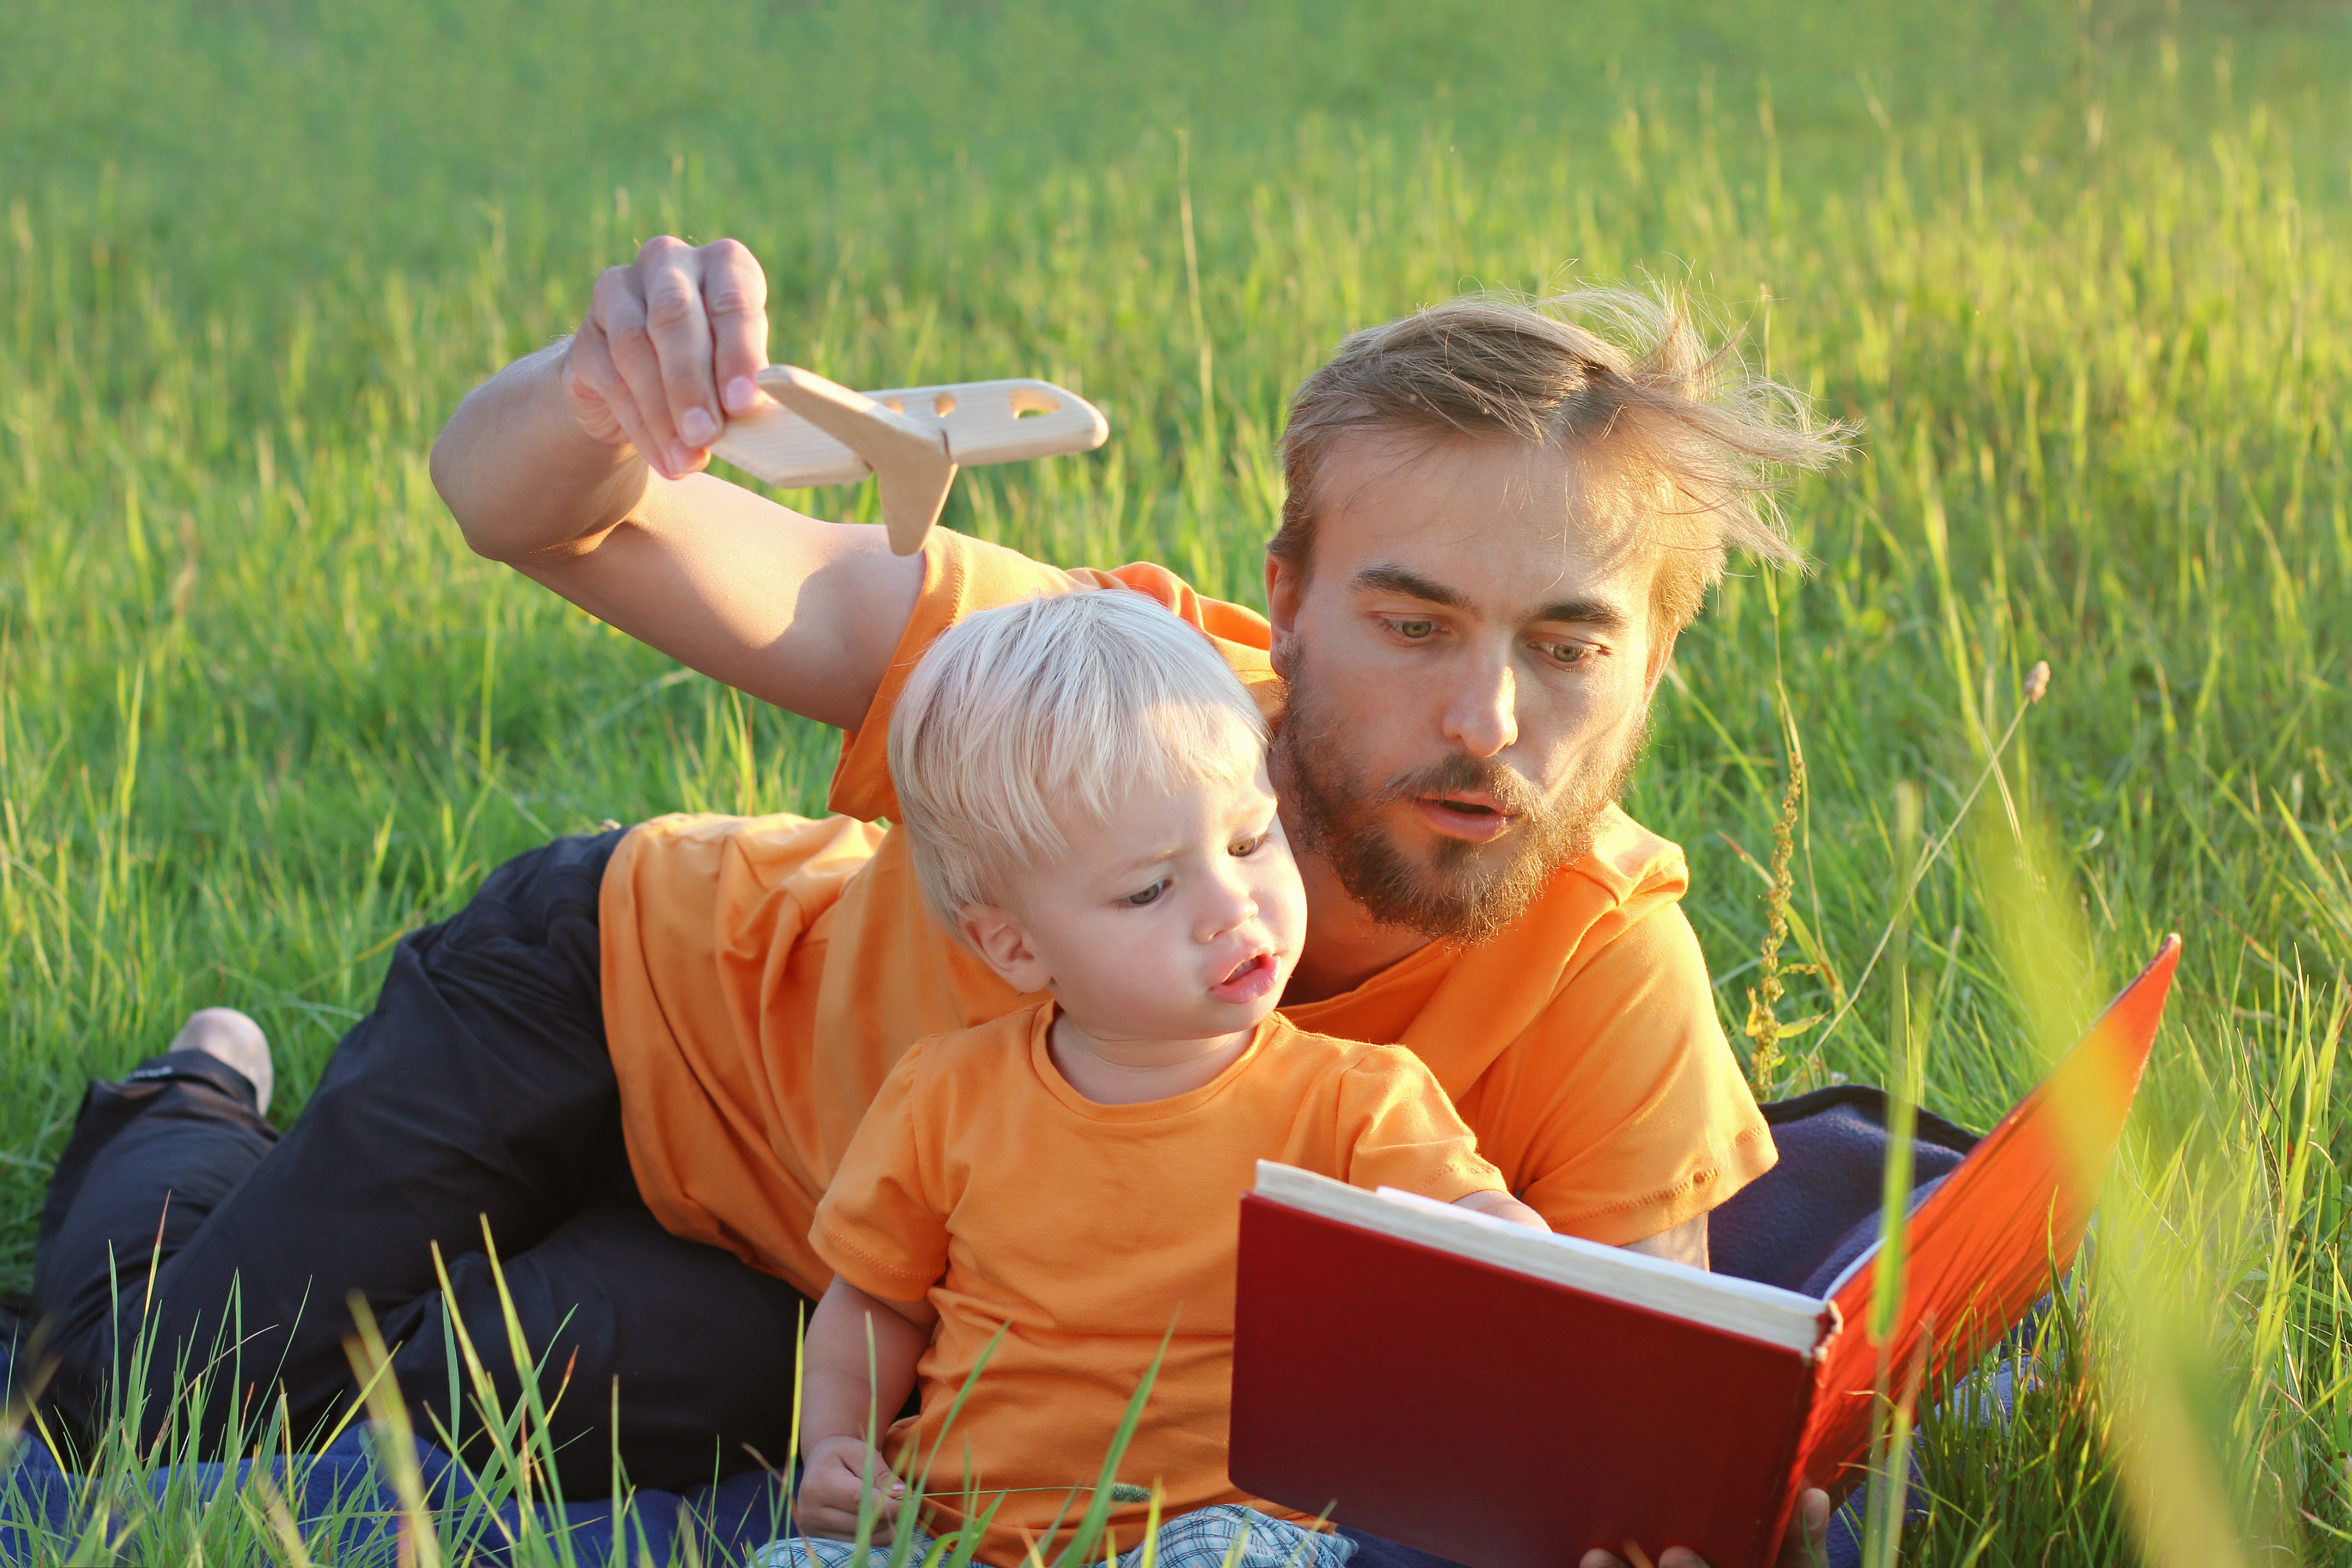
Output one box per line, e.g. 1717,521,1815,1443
0,1417,788,1565
0,1087,1977,1567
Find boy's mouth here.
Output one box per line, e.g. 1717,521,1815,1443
1210,950,1280,1005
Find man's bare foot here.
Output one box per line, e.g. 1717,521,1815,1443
168,1007,273,1117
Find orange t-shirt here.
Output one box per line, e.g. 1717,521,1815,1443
812,1002,1503,1564
599,528,1775,1297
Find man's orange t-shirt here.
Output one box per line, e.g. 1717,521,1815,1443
600,528,1776,1297
813,1002,1503,1564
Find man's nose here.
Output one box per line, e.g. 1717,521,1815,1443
1441,653,1519,758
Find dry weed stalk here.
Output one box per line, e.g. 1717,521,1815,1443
1744,748,1817,1093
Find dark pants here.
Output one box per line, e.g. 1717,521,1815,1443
27,830,816,1494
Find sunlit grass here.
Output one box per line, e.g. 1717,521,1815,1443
2,1,2350,1561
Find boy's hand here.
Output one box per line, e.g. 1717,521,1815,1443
796,1433,910,1543
1452,1188,1550,1230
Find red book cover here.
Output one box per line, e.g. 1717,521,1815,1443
1229,936,2180,1568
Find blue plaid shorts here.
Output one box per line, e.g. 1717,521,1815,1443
752,1504,1356,1568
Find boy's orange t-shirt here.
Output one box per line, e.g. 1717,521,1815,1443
811,1001,1504,1564
599,528,1776,1297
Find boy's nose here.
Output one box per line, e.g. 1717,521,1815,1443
1198,877,1259,941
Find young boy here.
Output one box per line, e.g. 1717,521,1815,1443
774,588,1544,1568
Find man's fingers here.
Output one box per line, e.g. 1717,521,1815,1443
700,237,772,417
574,234,768,475
1576,1546,1699,1568
1777,1489,1832,1568
638,237,719,464
1580,1486,1829,1568
564,324,647,452
1583,1498,1837,1568
592,260,685,477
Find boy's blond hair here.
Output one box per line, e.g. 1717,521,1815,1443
888,588,1268,935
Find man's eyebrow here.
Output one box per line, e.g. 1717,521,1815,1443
1351,564,1470,608
1354,563,1631,633
1529,597,1632,632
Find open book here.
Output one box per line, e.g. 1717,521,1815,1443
1229,935,2181,1568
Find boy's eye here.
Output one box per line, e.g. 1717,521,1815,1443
1124,880,1169,907
1230,830,1271,858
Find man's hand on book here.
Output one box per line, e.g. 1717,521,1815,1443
1451,1188,1550,1229
796,1433,911,1543
1576,1489,1832,1568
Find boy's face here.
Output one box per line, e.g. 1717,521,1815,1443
963,764,1308,1045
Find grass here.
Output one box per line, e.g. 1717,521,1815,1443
4,0,2352,1561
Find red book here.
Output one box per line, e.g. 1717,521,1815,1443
1230,936,2181,1568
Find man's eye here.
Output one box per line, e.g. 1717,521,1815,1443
1388,618,1438,640
1124,880,1169,907
1536,640,1592,666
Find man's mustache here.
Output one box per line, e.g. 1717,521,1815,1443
1362,750,1548,819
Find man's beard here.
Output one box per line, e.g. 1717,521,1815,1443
1272,648,1651,946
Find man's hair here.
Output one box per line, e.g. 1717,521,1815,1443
1272,286,1851,632
889,588,1268,935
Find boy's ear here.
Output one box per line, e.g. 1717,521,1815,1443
959,904,1052,994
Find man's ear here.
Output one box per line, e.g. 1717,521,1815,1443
1642,622,1682,703
1265,550,1305,680
959,904,1052,995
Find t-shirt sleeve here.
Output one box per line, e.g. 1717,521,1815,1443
1332,1048,1508,1202
1468,904,1777,1245
828,530,1100,824
809,1044,952,1300
827,532,1278,824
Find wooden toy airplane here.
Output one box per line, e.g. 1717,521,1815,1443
710,365,1109,555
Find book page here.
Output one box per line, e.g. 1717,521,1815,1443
1254,1162,1834,1355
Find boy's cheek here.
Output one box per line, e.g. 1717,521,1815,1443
1063,930,1168,1006
1259,870,1310,953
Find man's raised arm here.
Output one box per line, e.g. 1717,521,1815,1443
429,236,922,732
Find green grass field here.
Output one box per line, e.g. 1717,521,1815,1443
5,0,2352,1561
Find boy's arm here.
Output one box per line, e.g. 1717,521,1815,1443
799,1276,942,1542
1620,1212,1709,1269
1334,1051,1550,1232
1452,1189,1698,1253
1450,1188,1549,1230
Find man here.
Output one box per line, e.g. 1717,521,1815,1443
28,237,1842,1565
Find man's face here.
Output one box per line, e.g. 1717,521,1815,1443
1265,431,1671,943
